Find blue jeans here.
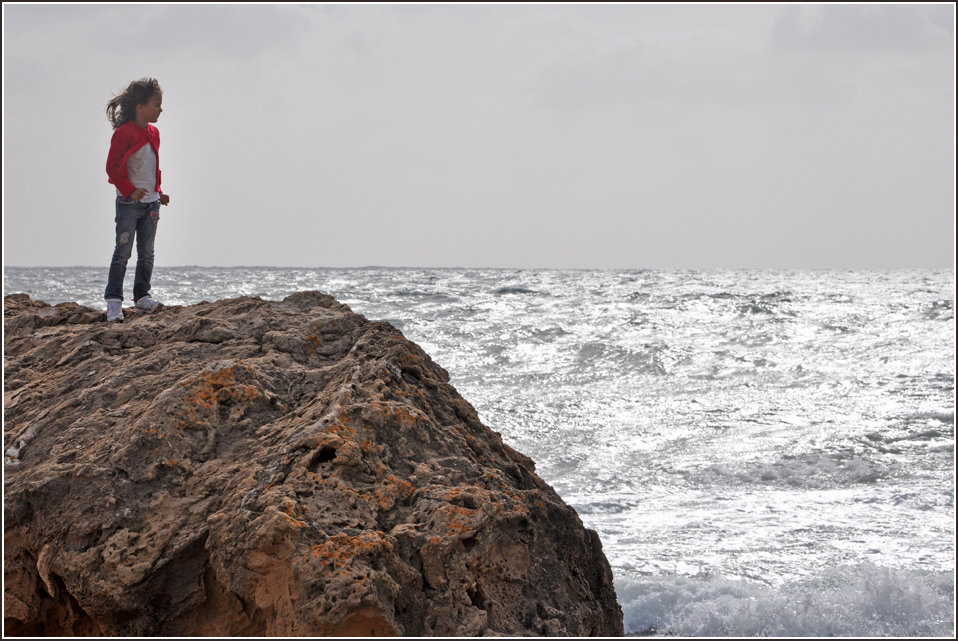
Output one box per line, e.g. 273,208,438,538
104,197,160,302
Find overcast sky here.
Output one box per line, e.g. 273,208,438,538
2,3,955,269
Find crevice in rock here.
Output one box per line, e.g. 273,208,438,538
307,446,338,472
7,571,102,637
467,584,486,610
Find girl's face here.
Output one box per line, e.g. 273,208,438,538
137,93,163,124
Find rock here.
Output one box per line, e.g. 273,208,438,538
3,292,624,636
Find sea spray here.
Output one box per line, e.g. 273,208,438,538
617,563,954,637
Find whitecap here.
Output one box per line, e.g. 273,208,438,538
617,563,954,637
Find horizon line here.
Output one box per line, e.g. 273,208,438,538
2,264,956,273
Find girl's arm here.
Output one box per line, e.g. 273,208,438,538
105,128,136,197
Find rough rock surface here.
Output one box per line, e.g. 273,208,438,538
3,292,623,636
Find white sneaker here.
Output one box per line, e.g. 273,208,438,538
106,298,124,322
135,295,160,312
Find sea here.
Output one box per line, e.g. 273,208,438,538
4,266,955,637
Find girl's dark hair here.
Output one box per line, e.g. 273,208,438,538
106,77,162,130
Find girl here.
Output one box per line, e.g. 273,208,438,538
103,77,171,322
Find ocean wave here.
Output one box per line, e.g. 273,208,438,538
388,289,459,303
528,326,570,343
493,286,538,295
758,291,798,303
735,300,799,319
901,410,955,426
686,452,890,489
576,341,670,376
617,564,954,637
922,299,954,321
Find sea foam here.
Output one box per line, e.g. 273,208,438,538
617,563,954,637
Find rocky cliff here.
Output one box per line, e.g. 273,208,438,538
3,292,623,636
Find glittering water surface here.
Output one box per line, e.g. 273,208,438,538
5,267,955,636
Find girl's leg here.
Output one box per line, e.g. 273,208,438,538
132,202,160,302
104,198,142,301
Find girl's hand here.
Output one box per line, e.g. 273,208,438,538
129,188,147,201
159,193,170,206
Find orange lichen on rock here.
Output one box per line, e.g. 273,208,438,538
370,401,424,430
310,531,393,572
172,364,262,431
323,423,350,437
364,474,416,510
183,366,260,409
434,504,482,536
280,498,309,528
305,326,323,355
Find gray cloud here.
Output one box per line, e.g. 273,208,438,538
773,4,953,52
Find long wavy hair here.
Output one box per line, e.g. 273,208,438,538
106,77,162,130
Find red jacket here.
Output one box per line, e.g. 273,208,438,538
106,121,162,198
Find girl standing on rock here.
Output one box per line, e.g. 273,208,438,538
103,77,170,322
